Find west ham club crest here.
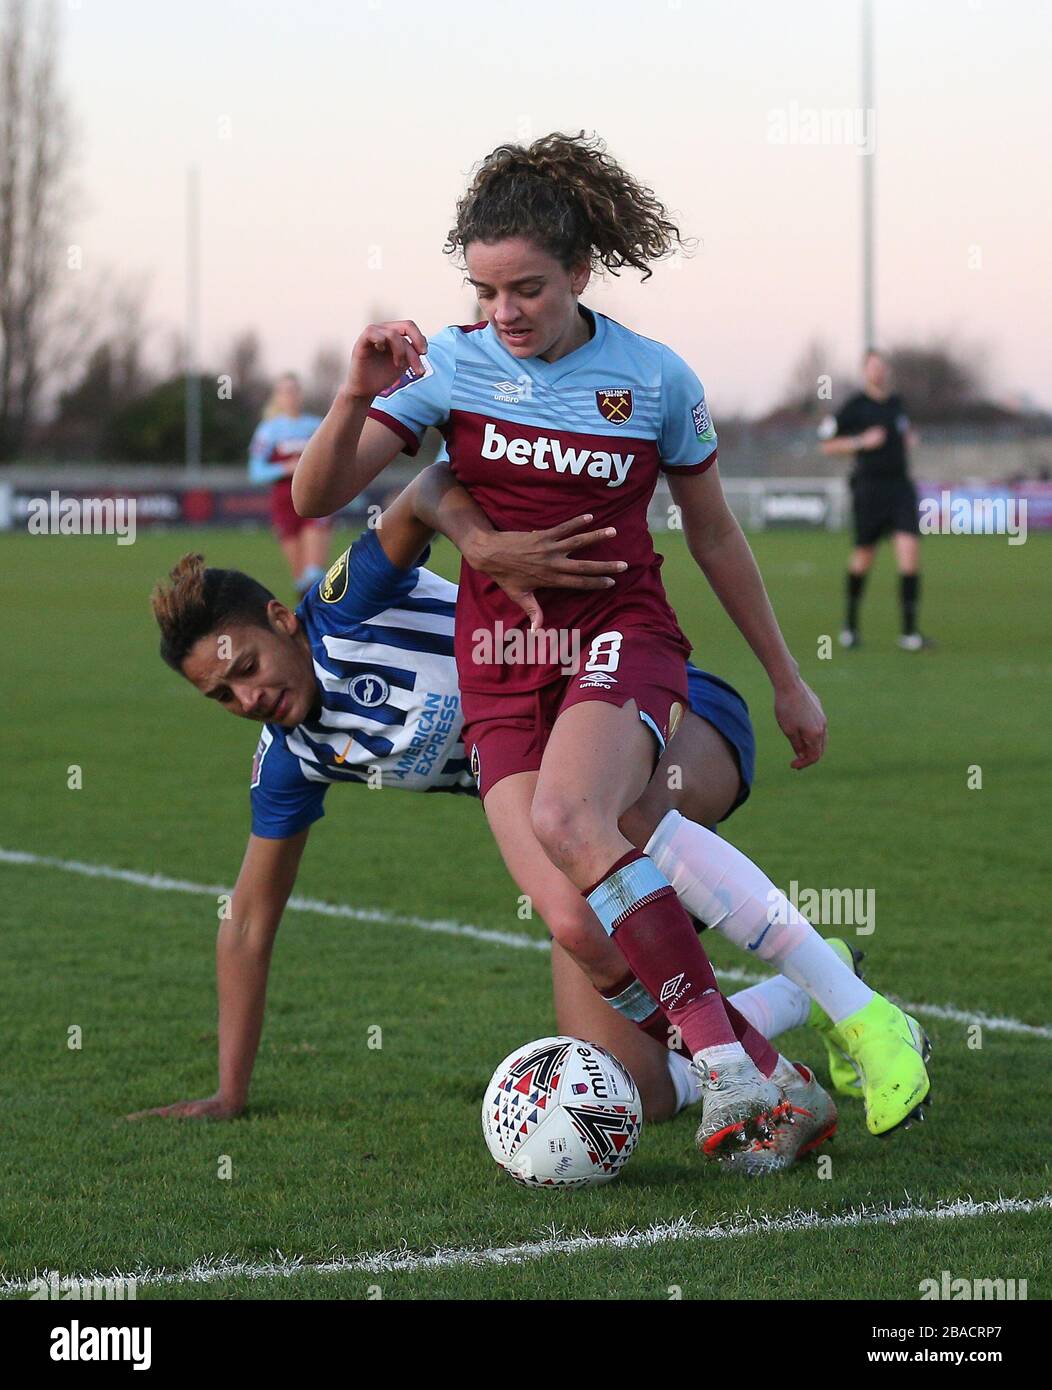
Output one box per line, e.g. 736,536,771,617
595,388,633,425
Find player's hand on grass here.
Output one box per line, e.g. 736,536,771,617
774,677,828,770
345,321,428,400
471,514,627,631
858,425,887,450
126,1094,242,1122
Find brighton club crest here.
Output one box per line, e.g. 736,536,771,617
595,388,633,425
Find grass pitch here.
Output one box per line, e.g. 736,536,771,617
1,523,1048,1300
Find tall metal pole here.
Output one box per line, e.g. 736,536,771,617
185,165,202,473
861,0,875,351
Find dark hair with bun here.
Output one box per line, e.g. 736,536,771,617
151,553,276,672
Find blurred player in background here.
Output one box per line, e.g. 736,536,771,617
820,349,932,651
249,373,332,597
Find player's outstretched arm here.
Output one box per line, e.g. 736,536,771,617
402,463,628,630
668,465,827,770
126,829,310,1121
820,426,886,455
293,320,428,517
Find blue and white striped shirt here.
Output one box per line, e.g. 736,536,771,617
250,529,474,838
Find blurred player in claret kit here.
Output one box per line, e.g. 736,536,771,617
820,349,932,651
139,469,892,1173
248,373,332,597
293,131,932,1163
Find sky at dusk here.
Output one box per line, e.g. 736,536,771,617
59,0,1052,414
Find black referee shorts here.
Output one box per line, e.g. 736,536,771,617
850,478,920,547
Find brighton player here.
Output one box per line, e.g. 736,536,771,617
136,470,852,1173
248,373,332,597
293,133,930,1152
819,349,932,650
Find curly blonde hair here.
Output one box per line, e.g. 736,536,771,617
445,131,691,281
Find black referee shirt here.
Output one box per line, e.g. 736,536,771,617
834,391,911,483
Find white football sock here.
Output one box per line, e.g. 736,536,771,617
667,1050,702,1113
729,975,811,1041
780,935,872,1024
646,810,873,1024
692,1040,747,1069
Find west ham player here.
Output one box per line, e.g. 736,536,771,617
293,133,931,1151
248,373,332,596
820,349,932,650
136,469,848,1174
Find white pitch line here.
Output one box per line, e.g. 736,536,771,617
2,845,1050,1039
2,1193,1050,1295
0,846,547,954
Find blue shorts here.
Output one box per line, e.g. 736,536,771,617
685,664,756,821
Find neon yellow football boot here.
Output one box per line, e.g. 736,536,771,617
826,993,931,1136
808,938,867,1099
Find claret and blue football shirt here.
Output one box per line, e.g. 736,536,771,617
366,306,719,692
247,414,324,485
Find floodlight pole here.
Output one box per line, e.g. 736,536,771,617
861,0,875,352
185,165,202,473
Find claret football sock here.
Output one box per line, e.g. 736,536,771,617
586,848,740,1055
645,811,874,1024
601,973,663,1028
723,995,778,1078
603,971,778,1076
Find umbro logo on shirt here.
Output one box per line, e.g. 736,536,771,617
480,421,635,488
492,377,532,404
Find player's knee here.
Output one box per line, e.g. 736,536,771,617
542,898,607,964
530,795,602,873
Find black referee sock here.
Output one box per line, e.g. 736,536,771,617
846,572,867,632
900,573,920,635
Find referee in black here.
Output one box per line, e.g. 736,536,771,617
820,348,932,651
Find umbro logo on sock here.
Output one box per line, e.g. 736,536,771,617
660,973,690,1007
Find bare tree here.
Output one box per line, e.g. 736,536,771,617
0,0,75,460
887,338,988,420
777,338,843,417
108,273,154,402
225,327,268,415
305,342,344,412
